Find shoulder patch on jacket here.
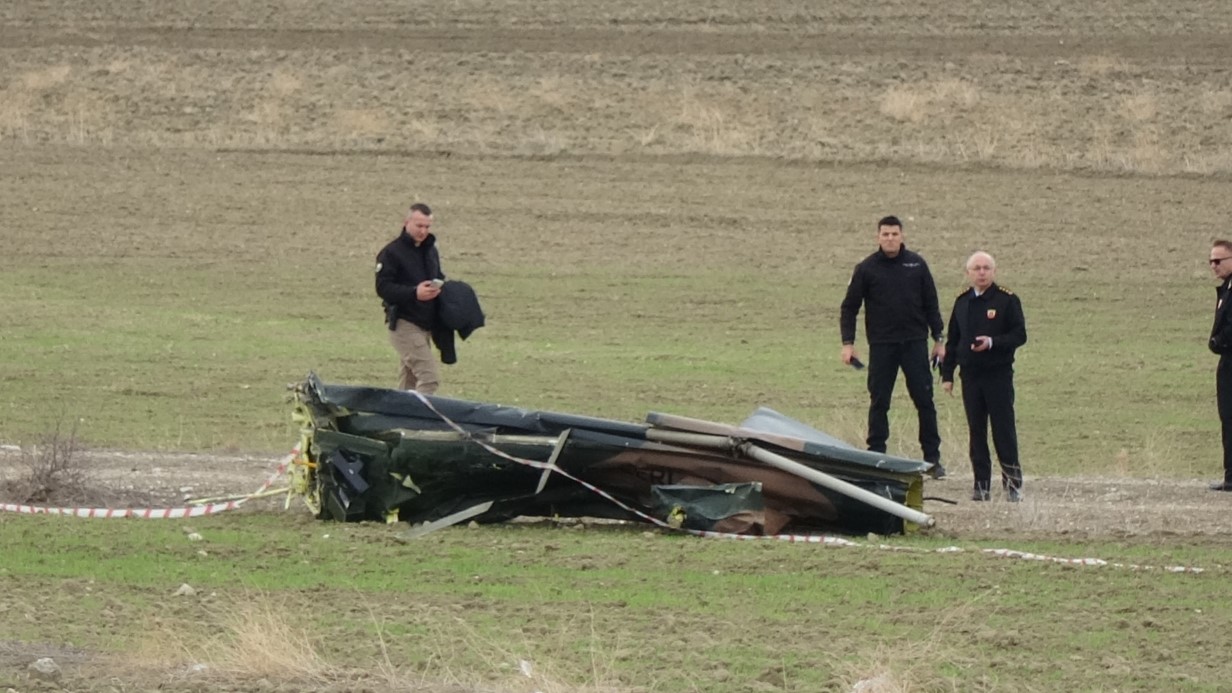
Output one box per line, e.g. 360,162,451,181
998,285,1014,295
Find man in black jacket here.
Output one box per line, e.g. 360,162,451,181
1207,240,1232,491
940,251,1028,501
840,216,947,477
375,202,445,393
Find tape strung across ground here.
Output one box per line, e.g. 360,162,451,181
690,531,1204,573
0,447,298,519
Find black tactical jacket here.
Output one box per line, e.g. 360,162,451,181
375,230,444,331
940,283,1027,381
840,245,943,345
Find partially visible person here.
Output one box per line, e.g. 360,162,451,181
1207,240,1232,491
840,215,947,477
939,251,1027,502
376,202,445,393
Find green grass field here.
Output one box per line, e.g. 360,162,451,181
3,513,1230,692
4,0,1232,689
1,148,1224,479
4,146,1230,691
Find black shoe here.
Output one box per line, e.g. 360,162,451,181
928,462,947,480
1209,481,1232,492
971,489,990,502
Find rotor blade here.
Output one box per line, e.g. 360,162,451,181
396,500,495,541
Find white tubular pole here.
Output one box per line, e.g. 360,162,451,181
740,443,934,528
644,429,741,451
645,429,934,528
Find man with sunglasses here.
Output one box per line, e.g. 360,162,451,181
1207,240,1232,491
939,252,1027,502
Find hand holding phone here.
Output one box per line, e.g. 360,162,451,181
429,278,445,289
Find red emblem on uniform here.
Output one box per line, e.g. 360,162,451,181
986,309,997,319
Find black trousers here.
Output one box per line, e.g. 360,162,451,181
1218,356,1232,483
960,366,1022,492
866,340,941,462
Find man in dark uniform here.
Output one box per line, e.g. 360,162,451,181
939,251,1028,502
840,215,947,478
1207,240,1232,491
376,202,445,393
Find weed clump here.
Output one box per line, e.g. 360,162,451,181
1,421,95,504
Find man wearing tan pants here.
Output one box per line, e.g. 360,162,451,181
375,202,444,393
388,318,439,393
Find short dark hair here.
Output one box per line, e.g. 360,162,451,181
409,202,432,216
877,215,903,229
1215,239,1232,253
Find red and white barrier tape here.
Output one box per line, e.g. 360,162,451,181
979,547,1202,573
690,532,1204,572
0,447,298,519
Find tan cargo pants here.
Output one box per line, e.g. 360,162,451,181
389,319,439,394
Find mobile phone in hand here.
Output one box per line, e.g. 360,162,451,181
850,357,865,370
429,279,444,289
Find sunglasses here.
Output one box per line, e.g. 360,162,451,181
1213,258,1232,266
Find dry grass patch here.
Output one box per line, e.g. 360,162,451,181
104,57,134,75
669,87,766,155
21,64,72,90
528,75,576,111
518,126,569,156
834,603,979,692
0,92,33,142
1122,135,1169,175
1075,55,1129,77
880,86,927,123
1085,121,1172,174
1,38,1224,174
131,596,348,688
404,116,444,142
242,99,287,128
1119,92,1158,122
1181,149,1232,175
1113,430,1202,479
333,107,392,137
65,94,114,146
268,68,303,97
460,75,528,117
1199,89,1232,116
880,79,980,124
932,78,980,109
954,125,1000,161
125,597,634,692
403,607,636,693
204,598,337,681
